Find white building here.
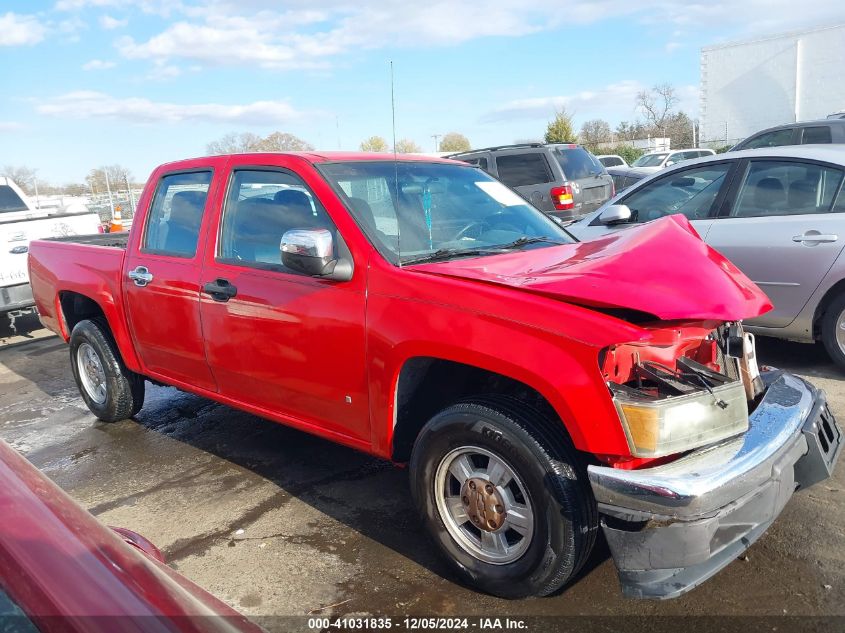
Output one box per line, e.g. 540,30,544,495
700,24,845,146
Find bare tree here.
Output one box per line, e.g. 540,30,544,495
395,138,422,153
439,132,471,153
360,136,389,152
578,119,612,150
1,165,38,194
85,165,134,194
252,132,314,152
636,83,679,134
206,132,263,155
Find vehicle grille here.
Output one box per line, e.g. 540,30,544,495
816,403,841,460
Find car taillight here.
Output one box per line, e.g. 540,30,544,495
550,184,574,210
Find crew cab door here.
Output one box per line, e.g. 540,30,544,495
705,158,845,328
123,169,218,391
198,161,369,443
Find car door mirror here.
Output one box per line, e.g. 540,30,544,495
281,229,352,281
598,204,632,225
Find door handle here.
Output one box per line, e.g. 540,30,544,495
792,233,838,244
202,278,238,302
128,266,153,287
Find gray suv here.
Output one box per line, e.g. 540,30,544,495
449,143,614,221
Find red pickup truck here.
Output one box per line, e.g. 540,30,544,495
29,152,842,600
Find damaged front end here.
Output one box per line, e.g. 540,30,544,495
601,322,763,460
589,322,843,599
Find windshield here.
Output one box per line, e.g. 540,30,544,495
0,185,29,213
318,161,574,264
633,153,669,167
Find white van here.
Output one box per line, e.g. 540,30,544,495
0,176,102,330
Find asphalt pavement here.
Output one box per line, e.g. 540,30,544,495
1,312,843,629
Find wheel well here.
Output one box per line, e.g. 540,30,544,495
59,291,106,334
813,279,845,339
391,357,564,462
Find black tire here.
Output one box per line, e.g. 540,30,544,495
69,318,145,422
410,396,597,598
821,293,845,371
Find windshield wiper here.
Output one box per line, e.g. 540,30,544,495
494,236,568,250
400,247,497,266
400,237,568,266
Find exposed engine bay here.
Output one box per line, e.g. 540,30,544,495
601,322,765,459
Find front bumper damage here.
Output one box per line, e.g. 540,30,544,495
587,370,842,599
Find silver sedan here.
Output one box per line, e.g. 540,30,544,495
566,146,845,368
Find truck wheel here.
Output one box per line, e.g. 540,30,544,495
69,318,145,422
410,397,597,598
821,293,845,371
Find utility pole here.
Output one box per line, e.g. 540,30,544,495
33,176,40,210
104,170,115,217
432,134,442,152
125,173,136,214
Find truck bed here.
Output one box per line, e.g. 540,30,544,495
46,232,130,249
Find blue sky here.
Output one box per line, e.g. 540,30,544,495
2,1,845,185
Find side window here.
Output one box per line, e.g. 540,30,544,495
219,169,337,272
741,128,795,149
143,171,212,258
464,157,489,171
664,153,684,166
731,160,844,217
802,126,832,144
495,153,552,187
620,163,732,223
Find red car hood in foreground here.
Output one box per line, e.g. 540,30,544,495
410,215,772,322
0,440,261,633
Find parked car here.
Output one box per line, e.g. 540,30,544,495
29,152,841,600
567,146,845,368
449,143,614,220
0,176,101,331
596,154,628,168
631,148,716,173
731,118,845,151
0,439,260,632
606,166,651,194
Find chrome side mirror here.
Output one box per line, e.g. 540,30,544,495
280,228,353,281
598,204,632,225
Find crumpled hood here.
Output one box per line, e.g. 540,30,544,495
409,215,772,322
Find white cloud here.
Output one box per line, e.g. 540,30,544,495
37,91,306,125
99,14,128,29
483,81,647,123
0,121,24,132
82,59,117,70
0,12,47,46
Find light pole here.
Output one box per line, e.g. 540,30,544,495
432,134,442,152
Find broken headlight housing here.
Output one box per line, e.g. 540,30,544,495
610,357,750,458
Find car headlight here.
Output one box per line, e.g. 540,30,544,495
613,381,749,458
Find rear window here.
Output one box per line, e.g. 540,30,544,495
0,185,28,213
556,147,603,179
494,153,552,187
802,126,832,144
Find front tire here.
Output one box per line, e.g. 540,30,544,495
69,318,145,422
821,293,845,371
410,397,597,598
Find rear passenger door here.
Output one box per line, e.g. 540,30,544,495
704,158,845,328
198,162,370,443
493,152,555,212
123,169,218,391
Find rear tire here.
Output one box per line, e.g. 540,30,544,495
69,318,145,422
410,396,597,598
821,293,845,371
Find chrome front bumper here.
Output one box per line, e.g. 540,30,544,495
587,370,842,599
